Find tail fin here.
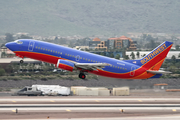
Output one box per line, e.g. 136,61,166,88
140,41,173,70
125,41,173,70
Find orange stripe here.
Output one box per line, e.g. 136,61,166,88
132,58,166,79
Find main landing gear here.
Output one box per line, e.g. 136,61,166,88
79,73,86,79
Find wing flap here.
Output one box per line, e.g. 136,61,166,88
75,63,110,71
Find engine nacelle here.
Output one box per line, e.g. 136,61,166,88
56,59,74,72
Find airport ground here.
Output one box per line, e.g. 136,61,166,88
0,77,180,90
0,96,180,119
0,77,180,119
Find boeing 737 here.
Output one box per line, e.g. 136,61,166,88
5,39,173,79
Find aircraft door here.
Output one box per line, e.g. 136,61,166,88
28,41,35,51
130,66,136,76
76,55,80,61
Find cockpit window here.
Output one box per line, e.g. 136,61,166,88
14,40,23,44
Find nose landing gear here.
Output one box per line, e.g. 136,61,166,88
79,73,86,79
20,60,24,64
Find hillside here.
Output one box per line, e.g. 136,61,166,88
0,0,179,36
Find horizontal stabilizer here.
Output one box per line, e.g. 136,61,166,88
147,70,172,74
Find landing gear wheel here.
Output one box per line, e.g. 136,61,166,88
79,73,86,79
20,60,24,64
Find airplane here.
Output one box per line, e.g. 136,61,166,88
5,39,173,79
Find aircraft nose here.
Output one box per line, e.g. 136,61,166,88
5,42,14,50
5,42,11,48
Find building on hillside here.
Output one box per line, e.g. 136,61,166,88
95,41,108,51
107,36,137,51
89,36,136,51
89,37,101,50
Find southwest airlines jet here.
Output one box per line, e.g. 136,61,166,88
5,39,173,79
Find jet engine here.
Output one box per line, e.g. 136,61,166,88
56,59,74,72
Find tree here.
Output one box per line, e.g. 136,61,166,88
0,68,5,76
171,55,176,63
85,48,89,51
115,54,120,59
142,54,146,57
124,55,129,60
100,52,105,56
5,64,13,73
130,52,135,59
110,53,114,58
136,51,140,58
175,45,179,51
59,38,67,45
5,33,14,42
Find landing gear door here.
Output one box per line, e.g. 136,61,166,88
130,66,136,76
28,41,35,51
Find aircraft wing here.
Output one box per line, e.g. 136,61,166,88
75,63,111,71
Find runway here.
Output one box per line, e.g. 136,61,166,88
1,97,180,104
0,97,180,119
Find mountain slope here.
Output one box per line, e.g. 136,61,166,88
0,0,179,36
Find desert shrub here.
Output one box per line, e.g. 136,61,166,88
2,78,7,81
10,73,15,76
13,77,18,81
0,68,5,76
41,77,47,81
0,88,3,91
